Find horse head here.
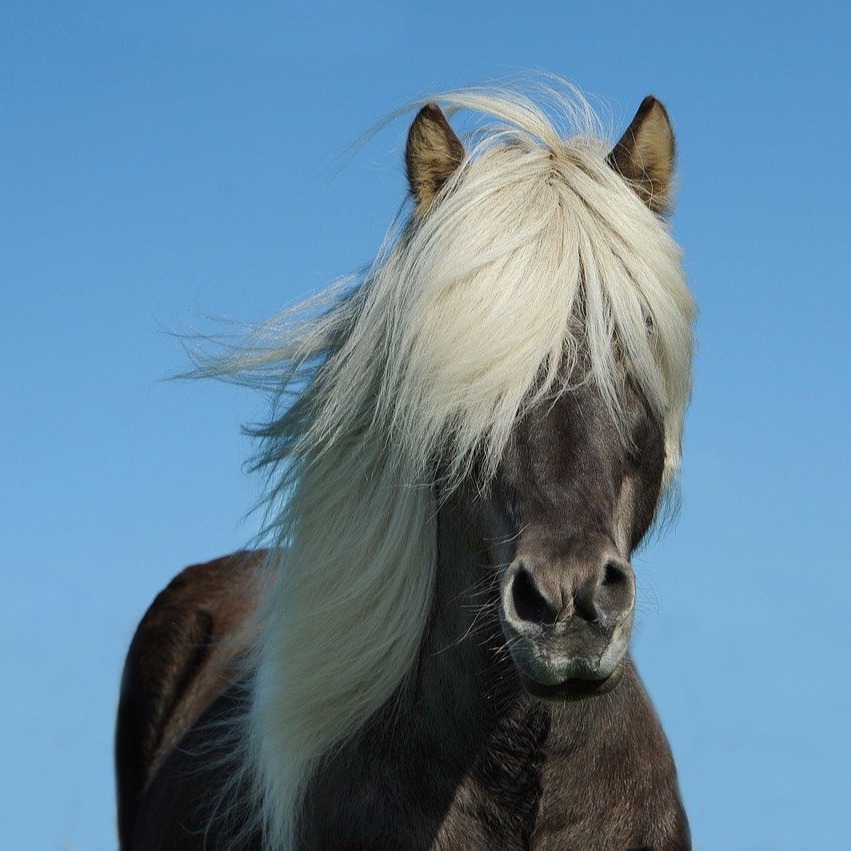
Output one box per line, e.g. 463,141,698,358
407,94,681,702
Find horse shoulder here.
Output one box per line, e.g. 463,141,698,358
115,551,265,849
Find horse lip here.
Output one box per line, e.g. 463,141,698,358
518,663,624,702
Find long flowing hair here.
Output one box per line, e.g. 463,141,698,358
196,82,696,847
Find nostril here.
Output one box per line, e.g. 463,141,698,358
602,561,628,587
597,560,634,626
511,567,558,626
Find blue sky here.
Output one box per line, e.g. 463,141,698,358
2,2,850,848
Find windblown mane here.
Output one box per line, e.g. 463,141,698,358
196,83,696,847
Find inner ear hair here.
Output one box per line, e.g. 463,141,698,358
608,96,676,216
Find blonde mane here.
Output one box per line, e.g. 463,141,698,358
200,83,696,848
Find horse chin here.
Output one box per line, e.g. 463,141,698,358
517,663,625,702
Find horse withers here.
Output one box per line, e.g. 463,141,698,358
117,84,696,849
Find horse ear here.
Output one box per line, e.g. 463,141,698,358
608,96,676,215
406,103,465,213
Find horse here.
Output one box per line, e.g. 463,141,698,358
116,84,697,849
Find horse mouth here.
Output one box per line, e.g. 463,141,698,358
518,663,624,702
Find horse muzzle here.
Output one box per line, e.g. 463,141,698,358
499,554,635,701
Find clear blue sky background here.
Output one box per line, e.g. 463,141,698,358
2,2,849,848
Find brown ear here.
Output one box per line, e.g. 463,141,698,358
608,96,676,215
406,103,465,213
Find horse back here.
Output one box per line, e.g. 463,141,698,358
115,551,265,849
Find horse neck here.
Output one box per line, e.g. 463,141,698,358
405,491,534,746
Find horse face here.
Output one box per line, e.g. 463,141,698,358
475,376,666,701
